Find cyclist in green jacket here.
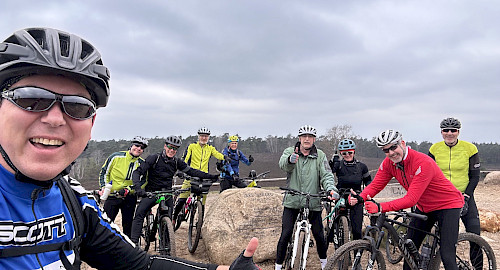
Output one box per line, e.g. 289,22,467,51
275,125,337,270
98,136,148,237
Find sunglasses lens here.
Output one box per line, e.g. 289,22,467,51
4,86,96,120
442,129,457,133
62,96,96,119
383,144,398,153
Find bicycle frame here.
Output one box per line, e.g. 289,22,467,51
323,188,351,248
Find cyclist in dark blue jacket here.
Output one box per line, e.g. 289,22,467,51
0,27,259,270
219,135,254,193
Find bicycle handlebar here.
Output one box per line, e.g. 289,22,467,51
385,210,428,221
279,186,329,198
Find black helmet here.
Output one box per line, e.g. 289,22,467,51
165,135,182,147
440,117,461,129
0,27,110,107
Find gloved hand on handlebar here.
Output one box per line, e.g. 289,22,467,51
229,237,261,270
117,187,130,197
364,195,382,214
348,189,364,206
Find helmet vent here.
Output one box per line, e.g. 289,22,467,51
80,41,94,60
27,29,47,50
58,33,70,57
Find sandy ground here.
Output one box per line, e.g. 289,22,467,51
83,182,500,269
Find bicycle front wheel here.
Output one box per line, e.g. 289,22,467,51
335,215,349,249
138,212,153,252
385,222,405,264
324,239,386,270
430,232,496,270
159,216,176,256
187,201,203,253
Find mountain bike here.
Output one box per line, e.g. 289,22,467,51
172,176,216,253
280,187,330,270
322,188,351,250
244,170,270,187
324,208,497,270
384,209,411,264
137,189,177,256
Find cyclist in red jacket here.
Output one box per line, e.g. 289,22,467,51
350,129,463,270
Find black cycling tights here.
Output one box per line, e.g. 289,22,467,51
404,207,461,270
275,207,328,264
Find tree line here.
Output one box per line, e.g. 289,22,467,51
72,125,500,190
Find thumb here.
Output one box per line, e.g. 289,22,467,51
367,195,372,201
350,188,357,195
243,237,259,257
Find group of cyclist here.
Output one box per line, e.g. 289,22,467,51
0,26,483,270
275,121,481,270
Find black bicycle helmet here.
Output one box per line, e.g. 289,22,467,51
440,117,461,129
0,27,110,107
376,129,402,148
165,135,182,147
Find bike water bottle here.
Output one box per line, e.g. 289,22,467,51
405,239,420,263
419,243,432,269
184,197,192,215
101,181,113,201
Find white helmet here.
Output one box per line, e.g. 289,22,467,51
131,136,148,148
197,127,211,135
298,125,317,137
376,129,402,148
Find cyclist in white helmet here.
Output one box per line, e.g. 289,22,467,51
0,27,259,270
350,129,463,270
275,125,338,270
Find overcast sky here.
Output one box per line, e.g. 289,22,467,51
2,1,499,144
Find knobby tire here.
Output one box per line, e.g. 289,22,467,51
159,216,176,257
139,212,153,252
188,200,203,253
324,239,386,270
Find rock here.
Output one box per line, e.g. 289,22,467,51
201,188,283,265
484,171,500,185
479,208,500,233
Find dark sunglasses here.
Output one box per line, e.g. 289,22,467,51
341,151,354,156
133,143,146,150
166,144,179,150
1,86,96,120
382,144,399,153
442,129,458,133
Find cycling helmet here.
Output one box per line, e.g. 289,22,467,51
440,117,461,129
248,170,257,178
197,127,211,135
0,27,110,107
298,125,317,137
376,129,402,148
338,139,356,151
165,135,182,147
228,135,239,143
131,136,148,148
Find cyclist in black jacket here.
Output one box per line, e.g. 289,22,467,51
329,139,372,240
130,135,219,244
0,27,259,270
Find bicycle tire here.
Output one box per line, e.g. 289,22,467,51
174,212,183,231
138,212,153,252
187,201,203,253
324,239,386,270
429,232,496,270
283,238,294,270
336,215,349,249
385,223,405,264
323,202,333,242
159,216,176,256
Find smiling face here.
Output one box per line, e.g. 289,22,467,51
198,134,209,145
340,150,355,162
299,134,316,151
381,141,406,163
441,128,460,146
0,74,93,181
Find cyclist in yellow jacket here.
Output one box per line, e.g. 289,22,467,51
98,136,147,237
428,117,481,236
173,127,228,222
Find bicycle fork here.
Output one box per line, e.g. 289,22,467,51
291,220,312,270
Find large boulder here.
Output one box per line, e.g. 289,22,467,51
201,188,283,265
484,171,500,185
479,208,500,233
